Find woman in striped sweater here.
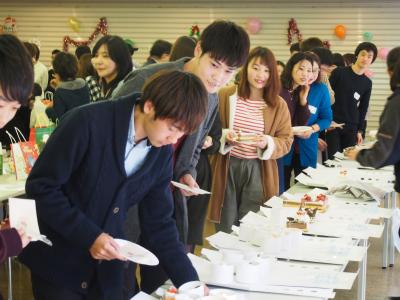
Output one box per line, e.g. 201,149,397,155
209,47,293,233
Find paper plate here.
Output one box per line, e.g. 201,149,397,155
115,239,159,266
292,126,312,135
171,181,211,195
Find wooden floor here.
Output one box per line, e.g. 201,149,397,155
1,224,399,300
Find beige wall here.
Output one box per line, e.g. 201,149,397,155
1,0,399,130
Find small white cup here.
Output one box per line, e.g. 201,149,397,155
221,249,244,266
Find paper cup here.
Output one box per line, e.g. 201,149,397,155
210,263,234,284
235,261,262,284
221,249,244,266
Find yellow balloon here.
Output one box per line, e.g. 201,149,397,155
68,17,80,33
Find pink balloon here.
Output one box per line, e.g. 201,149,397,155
378,47,389,60
365,69,374,78
246,18,262,35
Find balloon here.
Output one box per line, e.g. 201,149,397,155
364,69,374,78
334,25,346,40
68,17,81,33
362,31,373,42
246,17,262,35
378,47,389,60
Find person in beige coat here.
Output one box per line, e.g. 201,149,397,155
209,47,293,232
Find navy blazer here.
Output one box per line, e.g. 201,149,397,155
20,94,198,297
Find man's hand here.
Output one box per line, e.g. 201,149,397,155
89,233,126,261
202,136,213,149
179,174,199,197
357,132,363,145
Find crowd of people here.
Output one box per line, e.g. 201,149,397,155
0,18,399,300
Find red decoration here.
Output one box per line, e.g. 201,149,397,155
63,17,108,51
2,16,17,34
189,25,200,39
287,18,302,45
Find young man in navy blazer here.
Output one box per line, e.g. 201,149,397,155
19,70,208,300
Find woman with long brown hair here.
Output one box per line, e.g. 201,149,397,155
209,47,293,232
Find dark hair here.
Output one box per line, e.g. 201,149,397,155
75,45,91,60
332,53,345,67
140,70,208,134
52,49,61,56
199,20,249,68
343,53,356,66
149,39,172,58
92,35,133,95
300,37,323,52
23,42,36,59
77,53,97,79
169,36,197,61
290,42,300,54
306,51,322,83
277,60,286,69
386,47,400,91
390,61,400,92
32,83,42,98
53,52,78,81
355,42,378,63
0,35,34,105
387,47,400,73
31,43,40,61
281,52,315,90
238,47,281,107
312,47,333,66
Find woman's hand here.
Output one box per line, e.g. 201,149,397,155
254,135,268,149
225,131,240,146
299,84,310,106
202,136,213,149
17,222,31,248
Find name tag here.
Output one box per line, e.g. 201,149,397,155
308,105,317,114
354,92,360,101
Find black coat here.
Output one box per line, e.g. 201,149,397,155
20,94,198,297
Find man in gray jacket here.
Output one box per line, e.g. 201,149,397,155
114,20,249,294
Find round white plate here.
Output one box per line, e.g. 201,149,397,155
292,126,312,135
115,239,159,266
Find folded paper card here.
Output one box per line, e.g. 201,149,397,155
8,198,52,246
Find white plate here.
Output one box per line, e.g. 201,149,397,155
115,239,159,266
292,126,312,135
171,181,211,194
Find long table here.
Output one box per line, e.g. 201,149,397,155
194,160,395,300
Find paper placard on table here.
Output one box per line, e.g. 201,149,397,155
8,198,41,240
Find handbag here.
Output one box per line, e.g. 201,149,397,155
7,127,39,180
29,113,56,152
